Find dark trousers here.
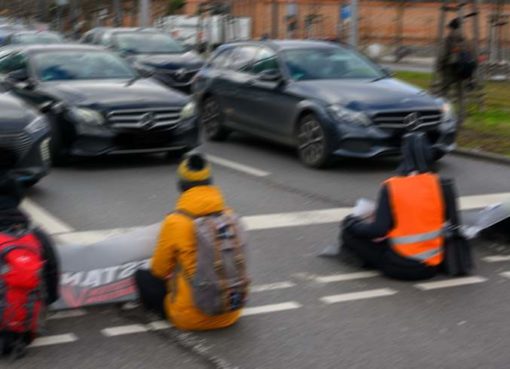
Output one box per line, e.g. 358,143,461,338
342,229,438,281
134,269,167,318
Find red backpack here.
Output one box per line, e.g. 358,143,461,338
0,232,44,341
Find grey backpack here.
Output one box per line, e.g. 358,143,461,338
177,210,250,316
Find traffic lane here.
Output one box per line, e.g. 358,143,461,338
26,155,333,231
15,330,205,369
199,273,510,369
204,134,510,202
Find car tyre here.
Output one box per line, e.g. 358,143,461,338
201,96,230,141
49,123,69,167
296,114,332,169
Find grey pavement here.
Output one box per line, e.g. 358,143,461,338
16,135,510,369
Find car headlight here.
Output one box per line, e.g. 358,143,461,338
68,107,105,126
180,101,196,120
442,102,456,122
329,105,371,127
25,116,49,134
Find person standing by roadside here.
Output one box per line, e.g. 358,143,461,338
135,153,249,331
436,18,477,121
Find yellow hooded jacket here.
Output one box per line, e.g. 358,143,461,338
150,185,242,330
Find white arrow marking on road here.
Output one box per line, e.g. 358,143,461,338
483,255,510,263
320,288,398,304
207,155,271,177
500,272,510,279
242,302,302,316
414,276,488,291
29,333,78,347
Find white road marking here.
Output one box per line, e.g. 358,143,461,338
29,334,78,347
207,154,271,177
483,255,510,263
101,324,148,337
20,199,74,234
28,191,510,238
242,302,302,316
244,208,352,231
500,272,510,279
47,309,87,320
320,288,398,304
251,281,296,293
414,276,488,291
459,192,510,210
147,320,173,331
315,271,381,284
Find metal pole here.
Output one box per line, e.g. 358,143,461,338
139,0,151,27
271,0,279,39
349,0,358,49
113,0,122,27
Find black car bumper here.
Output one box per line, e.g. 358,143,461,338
0,129,51,185
330,120,457,159
69,117,199,157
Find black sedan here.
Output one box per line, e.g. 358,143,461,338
0,45,199,165
0,92,50,186
82,28,204,93
193,40,457,168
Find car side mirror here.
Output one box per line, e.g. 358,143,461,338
7,69,35,90
137,67,154,78
257,69,283,83
381,67,395,77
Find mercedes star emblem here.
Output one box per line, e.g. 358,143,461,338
403,112,422,131
140,112,156,130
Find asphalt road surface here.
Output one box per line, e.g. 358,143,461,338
14,133,510,369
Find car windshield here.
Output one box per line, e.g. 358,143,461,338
33,51,136,81
282,47,383,81
12,33,63,45
114,32,184,54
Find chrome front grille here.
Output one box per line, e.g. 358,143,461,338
372,110,442,130
107,107,182,130
0,131,33,159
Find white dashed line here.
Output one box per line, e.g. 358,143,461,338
242,302,302,316
147,320,173,331
251,281,296,293
500,272,510,279
320,288,398,304
29,334,78,347
207,155,271,177
315,271,381,284
414,276,488,291
483,255,510,263
101,324,149,337
47,309,87,320
20,199,74,234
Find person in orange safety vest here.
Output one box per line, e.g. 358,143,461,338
341,133,457,280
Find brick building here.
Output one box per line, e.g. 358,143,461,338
179,1,510,50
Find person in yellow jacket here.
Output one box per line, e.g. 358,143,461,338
135,153,241,330
341,133,457,280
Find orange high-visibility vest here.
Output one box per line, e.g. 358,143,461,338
386,173,445,267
